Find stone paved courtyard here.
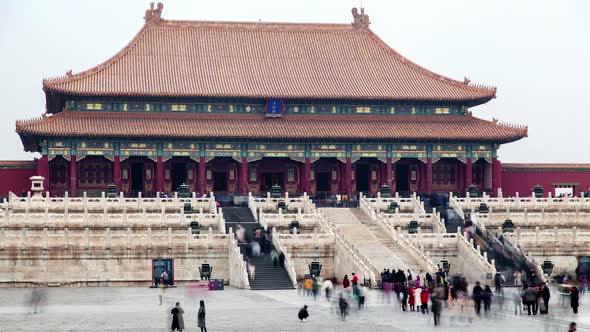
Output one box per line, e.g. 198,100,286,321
0,286,588,332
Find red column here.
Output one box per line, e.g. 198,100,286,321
417,162,424,192
155,156,164,193
198,157,206,195
113,155,121,191
304,157,311,194
385,157,392,188
492,157,501,196
345,157,352,196
240,157,248,195
426,157,433,194
69,155,78,196
457,160,464,194
37,154,49,191
465,157,473,193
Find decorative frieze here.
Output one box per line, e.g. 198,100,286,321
45,139,498,160
65,99,467,116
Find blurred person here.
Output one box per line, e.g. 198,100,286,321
571,286,579,314
408,286,416,311
400,284,408,311
339,293,349,320
171,302,185,332
569,322,577,332
358,284,366,310
303,276,313,296
494,272,505,293
247,259,256,281
312,277,320,300
351,272,359,285
30,288,45,314
323,278,333,299
540,282,550,314
420,287,429,314
415,285,423,312
431,293,442,326
512,289,522,315
161,270,169,287
298,305,309,321
472,282,483,315
382,277,393,304
523,283,537,315
159,284,166,305
198,300,207,332
407,269,413,286
343,275,350,290
271,249,279,267
482,285,493,315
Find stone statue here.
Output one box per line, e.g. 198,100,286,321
144,2,164,23
351,7,370,29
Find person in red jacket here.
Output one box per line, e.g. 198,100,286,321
343,275,350,289
408,287,416,311
351,273,359,285
420,287,430,314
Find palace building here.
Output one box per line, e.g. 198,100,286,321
13,4,532,198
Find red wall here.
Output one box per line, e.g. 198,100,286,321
502,165,590,197
0,168,36,198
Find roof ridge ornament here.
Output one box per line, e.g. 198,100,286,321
351,7,370,29
144,2,164,23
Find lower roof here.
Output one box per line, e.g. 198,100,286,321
16,111,527,150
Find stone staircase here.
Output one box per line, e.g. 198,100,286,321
351,208,424,273
321,208,425,275
223,207,294,290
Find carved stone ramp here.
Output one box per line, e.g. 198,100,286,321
320,208,422,275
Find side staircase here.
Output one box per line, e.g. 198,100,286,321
223,207,294,290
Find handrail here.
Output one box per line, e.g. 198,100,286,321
373,211,438,274
228,228,250,289
456,231,496,275
272,227,298,288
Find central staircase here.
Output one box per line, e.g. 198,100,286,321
223,207,294,290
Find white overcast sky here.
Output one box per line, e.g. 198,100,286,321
1,0,589,162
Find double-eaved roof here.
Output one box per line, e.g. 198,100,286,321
17,5,527,151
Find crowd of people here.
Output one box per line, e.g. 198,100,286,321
295,266,583,328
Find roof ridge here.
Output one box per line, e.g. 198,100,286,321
364,29,496,97
43,24,150,88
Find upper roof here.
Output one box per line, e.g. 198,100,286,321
42,4,496,104
16,111,527,151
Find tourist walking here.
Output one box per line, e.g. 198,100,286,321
569,322,577,332
513,270,521,286
431,294,442,326
420,287,429,314
298,305,309,321
472,282,483,315
198,300,207,332
540,283,550,314
161,270,169,287
343,275,350,290
171,302,185,332
158,284,166,305
522,284,538,315
494,272,505,293
339,293,349,320
482,285,493,315
571,286,580,314
358,284,366,310
323,278,333,299
512,290,522,315
408,286,416,311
